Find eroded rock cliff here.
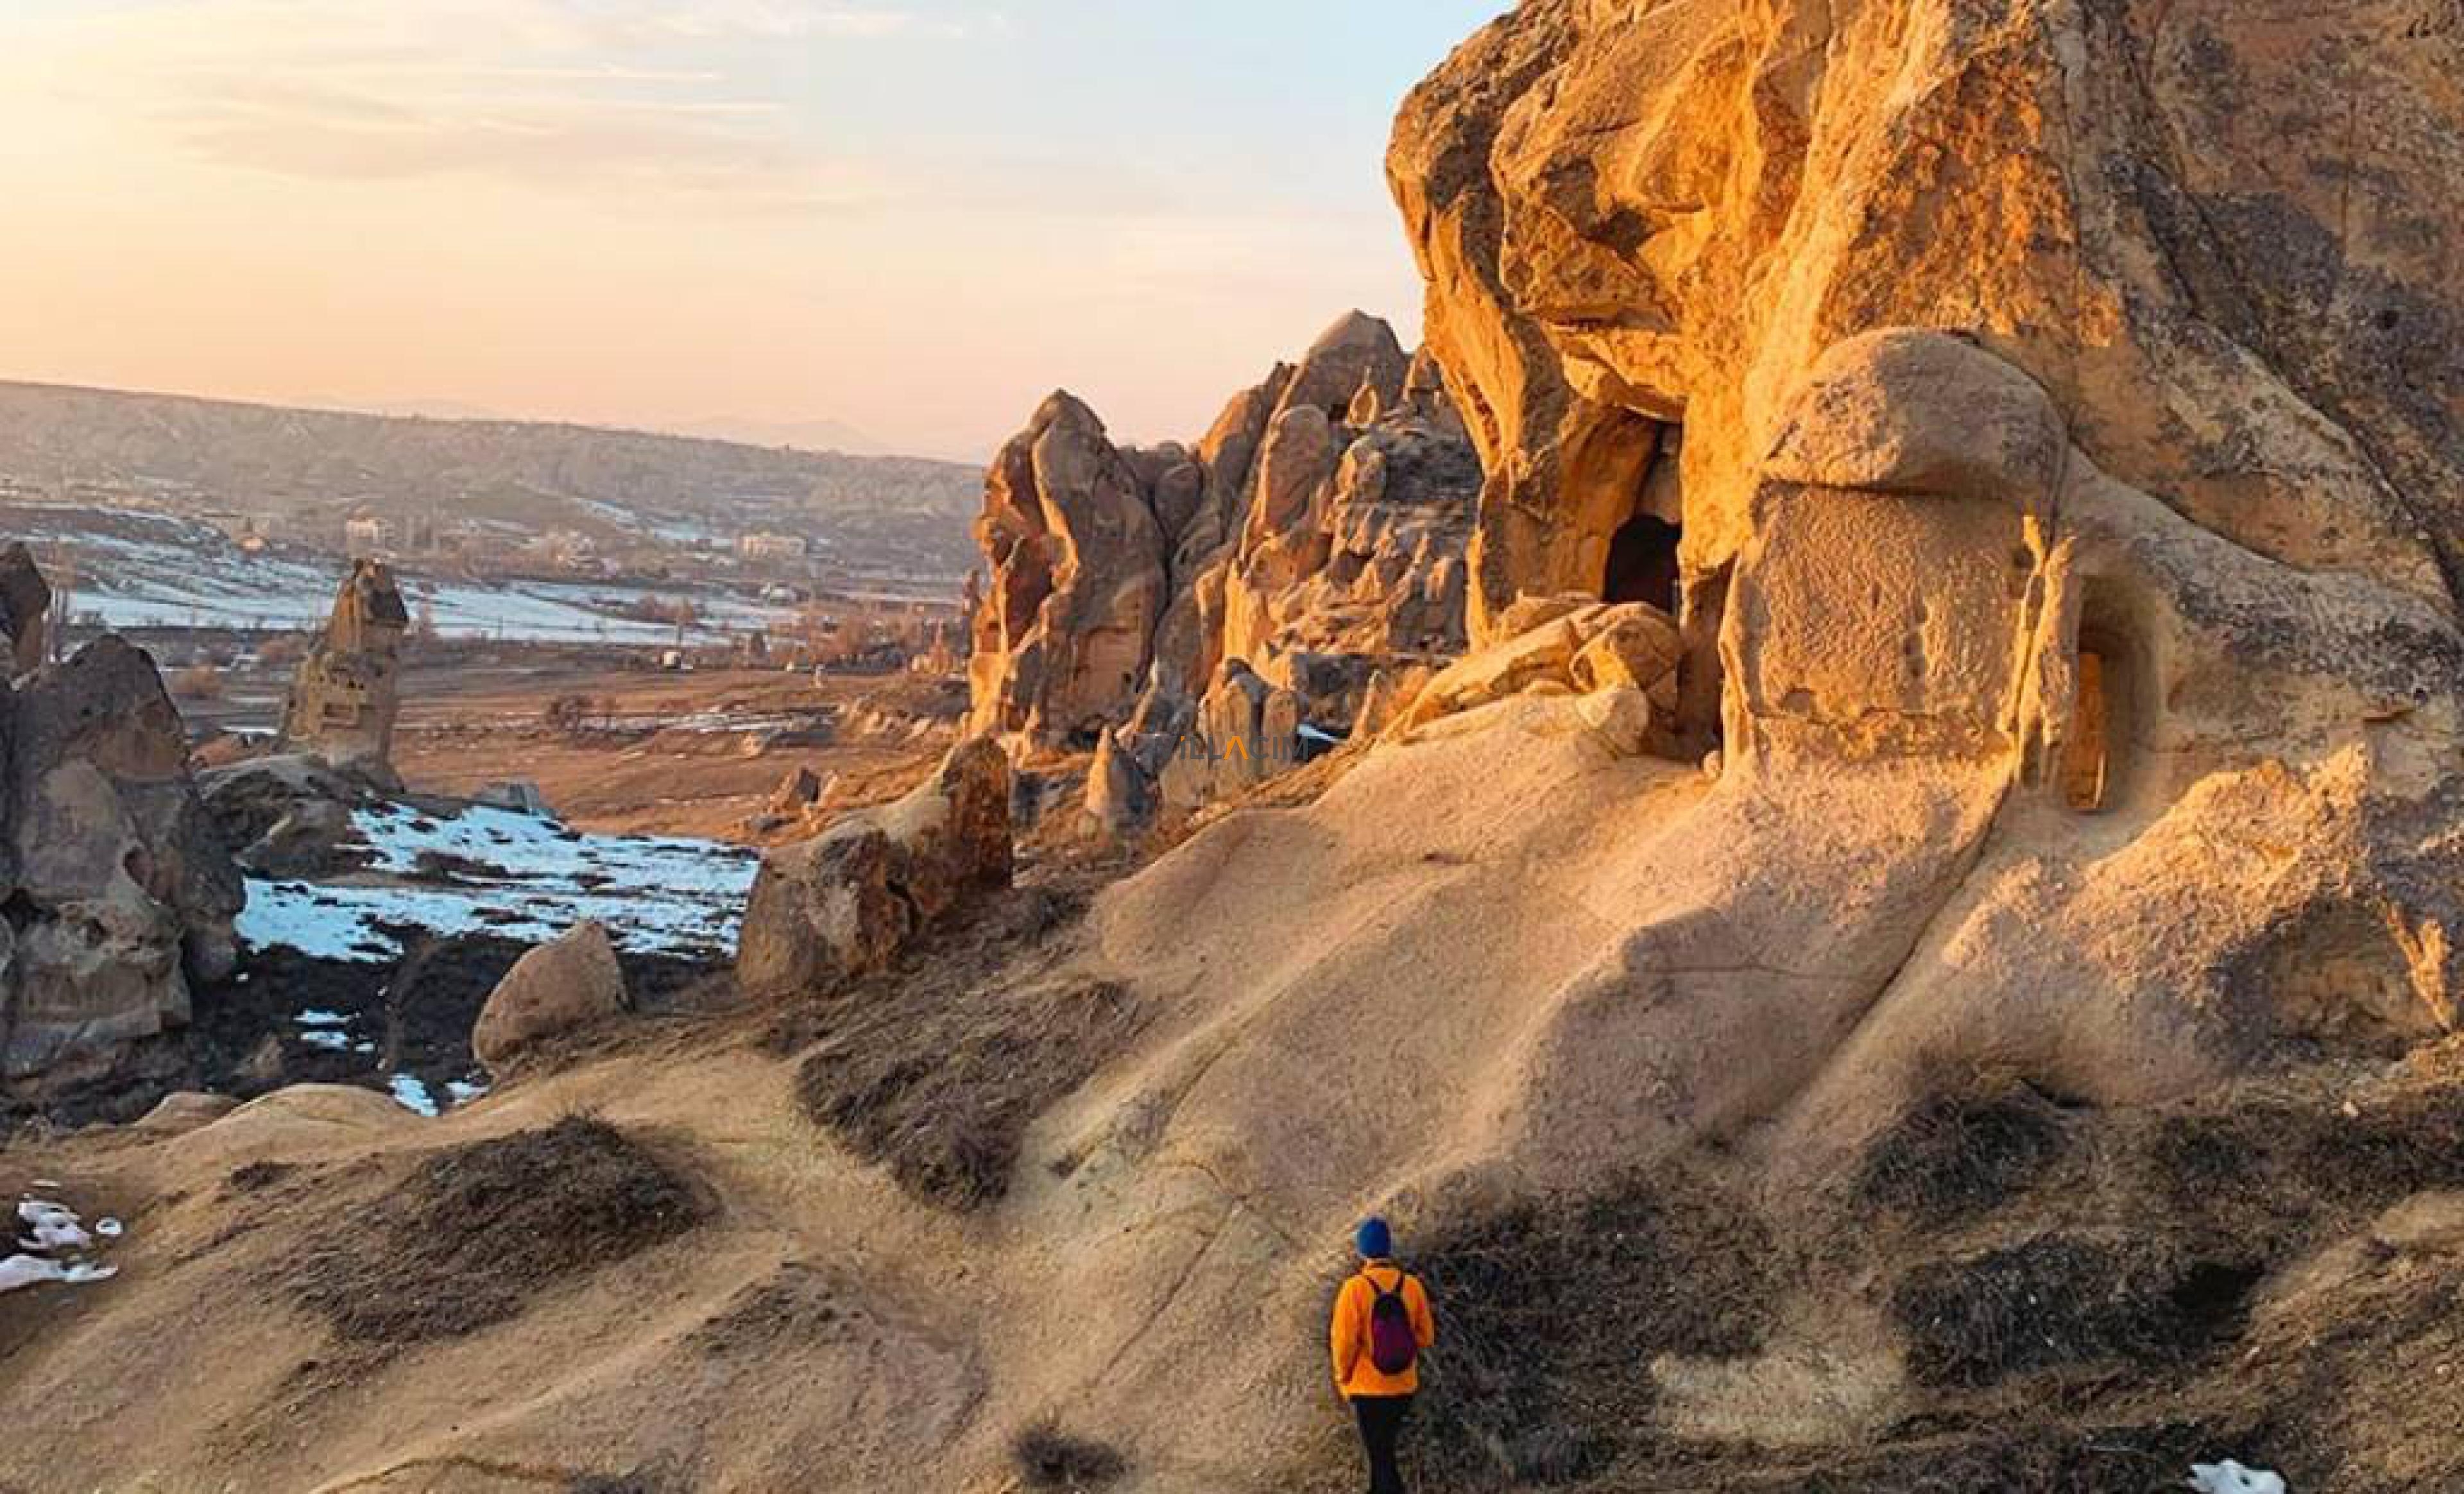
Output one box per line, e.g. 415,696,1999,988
966,313,1482,826
1383,0,2464,1079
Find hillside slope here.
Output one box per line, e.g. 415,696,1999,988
0,381,979,578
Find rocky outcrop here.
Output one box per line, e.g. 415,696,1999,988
735,737,1013,998
966,394,1170,747
1374,0,2464,1107
0,607,244,1096
0,544,49,676
474,921,629,1070
964,313,1483,831
280,560,408,775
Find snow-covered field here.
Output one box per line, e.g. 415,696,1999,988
11,506,796,645
236,800,761,965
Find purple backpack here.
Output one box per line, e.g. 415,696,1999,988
1365,1270,1419,1375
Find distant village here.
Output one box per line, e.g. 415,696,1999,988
0,471,972,690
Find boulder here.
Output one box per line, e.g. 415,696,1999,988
735,737,1013,998
473,780,554,817
0,631,244,1095
473,920,630,1069
239,797,359,880
1575,685,1654,758
197,753,367,853
1569,605,1683,709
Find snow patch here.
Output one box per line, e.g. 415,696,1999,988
3,1194,120,1297
388,1073,440,1118
235,800,758,965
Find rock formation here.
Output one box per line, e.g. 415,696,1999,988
1374,0,2464,1089
0,569,244,1097
735,736,1013,998
0,544,49,676
474,920,629,1070
964,312,1482,827
965,393,1170,748
280,560,409,775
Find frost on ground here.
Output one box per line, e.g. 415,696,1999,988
235,800,760,966
3,1196,121,1298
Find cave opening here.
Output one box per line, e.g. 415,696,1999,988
1604,513,1684,614
2063,582,2141,813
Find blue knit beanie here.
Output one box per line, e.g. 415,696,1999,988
1356,1216,1393,1260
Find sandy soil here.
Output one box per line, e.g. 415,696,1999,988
386,662,963,841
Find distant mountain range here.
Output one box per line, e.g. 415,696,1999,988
0,380,984,581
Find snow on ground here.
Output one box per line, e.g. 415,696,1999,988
12,505,797,644
3,1197,120,1297
234,800,760,965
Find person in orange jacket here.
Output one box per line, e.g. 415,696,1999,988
1329,1217,1435,1494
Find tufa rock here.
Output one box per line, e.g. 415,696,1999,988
735,737,1013,998
279,560,409,777
0,630,244,1095
966,312,1482,830
1371,0,2464,1154
0,543,51,676
966,393,1168,747
473,920,630,1070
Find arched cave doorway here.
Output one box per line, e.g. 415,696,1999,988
1604,513,1683,614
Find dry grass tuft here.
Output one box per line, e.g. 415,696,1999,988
1890,1233,2261,1388
796,974,1140,1210
1396,1163,1783,1491
284,1116,705,1345
1856,1072,2078,1226
1011,1421,1127,1489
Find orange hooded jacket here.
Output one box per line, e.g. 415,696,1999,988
1330,1261,1436,1398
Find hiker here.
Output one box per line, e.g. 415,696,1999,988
1330,1216,1435,1494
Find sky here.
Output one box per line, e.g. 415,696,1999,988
0,0,1512,461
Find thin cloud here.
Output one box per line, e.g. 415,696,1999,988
4,0,1000,209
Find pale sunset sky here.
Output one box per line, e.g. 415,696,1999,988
0,1,1512,461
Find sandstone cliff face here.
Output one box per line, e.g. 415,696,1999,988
1380,0,2464,1104
0,574,243,1097
966,313,1480,821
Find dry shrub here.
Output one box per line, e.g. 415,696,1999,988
1890,1233,2261,1388
771,877,1127,1211
1011,1421,1127,1489
285,1117,705,1345
1856,1074,2077,1226
2121,1085,2464,1232
1398,1165,1783,1491
796,972,1139,1210
1680,1421,2231,1494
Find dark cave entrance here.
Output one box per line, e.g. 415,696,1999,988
1603,513,1684,614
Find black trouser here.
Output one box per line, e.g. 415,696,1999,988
1352,1393,1412,1494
